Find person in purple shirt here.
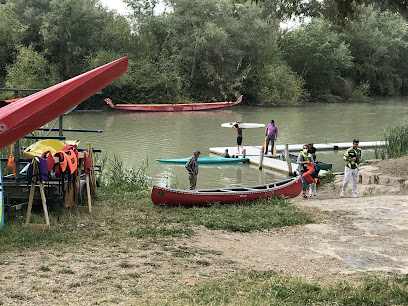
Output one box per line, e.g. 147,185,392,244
265,120,278,155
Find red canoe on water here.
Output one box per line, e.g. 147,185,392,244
0,57,128,150
105,95,242,112
151,177,302,207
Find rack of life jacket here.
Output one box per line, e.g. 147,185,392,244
0,142,99,217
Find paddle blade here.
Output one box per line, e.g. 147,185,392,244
273,144,276,156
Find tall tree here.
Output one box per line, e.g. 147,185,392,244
347,6,408,96
280,18,354,101
0,2,26,84
40,0,110,79
5,45,60,90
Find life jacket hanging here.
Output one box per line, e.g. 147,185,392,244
41,150,55,173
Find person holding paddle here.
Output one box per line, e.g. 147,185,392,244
265,120,278,155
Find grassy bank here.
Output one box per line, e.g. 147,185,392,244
0,189,313,254
1,159,407,304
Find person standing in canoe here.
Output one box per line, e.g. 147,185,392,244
185,149,200,190
341,139,363,198
232,122,244,155
265,120,278,155
297,144,315,199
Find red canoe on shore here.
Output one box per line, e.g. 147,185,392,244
151,177,302,207
105,95,242,112
0,57,128,150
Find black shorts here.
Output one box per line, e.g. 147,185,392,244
237,135,243,145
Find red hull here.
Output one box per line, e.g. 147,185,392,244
151,177,302,207
106,95,242,111
0,57,128,150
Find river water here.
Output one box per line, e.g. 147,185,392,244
60,97,408,189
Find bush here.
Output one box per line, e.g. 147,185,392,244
382,122,408,158
256,63,307,106
349,82,371,102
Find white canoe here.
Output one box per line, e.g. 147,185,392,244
221,122,265,129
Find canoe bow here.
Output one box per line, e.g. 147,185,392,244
0,57,128,150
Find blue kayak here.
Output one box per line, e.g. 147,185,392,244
156,157,249,164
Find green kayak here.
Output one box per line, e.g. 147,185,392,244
156,157,249,164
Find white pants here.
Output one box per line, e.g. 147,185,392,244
342,167,359,196
309,182,316,196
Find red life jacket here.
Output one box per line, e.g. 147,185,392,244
302,164,315,184
83,151,91,174
41,150,55,173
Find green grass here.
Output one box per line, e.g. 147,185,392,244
153,271,408,305
319,170,335,186
4,157,405,304
381,121,408,159
0,190,313,254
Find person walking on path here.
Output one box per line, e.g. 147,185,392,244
341,139,363,198
297,144,315,199
233,122,244,154
185,149,200,190
265,120,278,155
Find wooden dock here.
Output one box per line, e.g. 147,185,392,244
209,141,385,174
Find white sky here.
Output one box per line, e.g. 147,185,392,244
98,0,304,30
99,0,129,15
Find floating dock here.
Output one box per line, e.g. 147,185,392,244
209,141,385,174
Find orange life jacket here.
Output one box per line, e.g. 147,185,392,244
64,149,78,175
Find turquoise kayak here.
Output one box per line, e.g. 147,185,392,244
156,157,249,164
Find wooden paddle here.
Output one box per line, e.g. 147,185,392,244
273,142,277,156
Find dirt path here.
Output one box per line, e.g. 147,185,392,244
187,194,408,283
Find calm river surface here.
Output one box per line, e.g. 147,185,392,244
60,97,408,189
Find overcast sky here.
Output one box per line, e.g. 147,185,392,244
99,0,129,15
98,0,302,29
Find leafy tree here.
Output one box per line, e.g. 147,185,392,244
0,2,26,83
347,7,408,96
280,18,353,101
254,62,306,106
5,0,51,51
5,45,60,90
40,0,111,79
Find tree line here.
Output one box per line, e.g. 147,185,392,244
0,0,407,108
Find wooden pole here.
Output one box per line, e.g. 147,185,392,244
39,183,50,227
87,143,97,196
25,163,37,225
259,147,264,170
86,175,92,213
24,160,50,229
284,144,293,176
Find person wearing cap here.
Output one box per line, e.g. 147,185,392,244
265,120,278,155
185,149,200,189
341,139,363,198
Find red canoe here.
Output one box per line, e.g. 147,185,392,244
0,57,128,150
105,95,242,112
151,177,302,207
